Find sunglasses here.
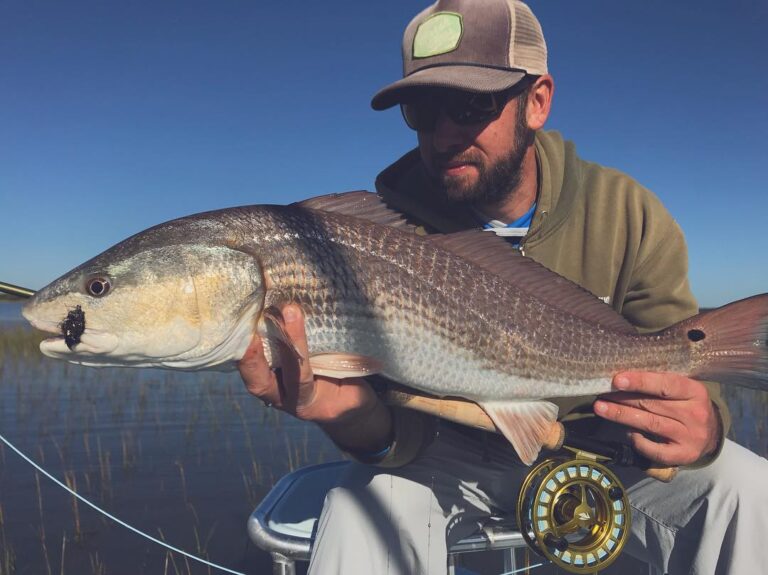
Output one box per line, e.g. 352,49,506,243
400,77,535,132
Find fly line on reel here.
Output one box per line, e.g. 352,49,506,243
517,456,630,574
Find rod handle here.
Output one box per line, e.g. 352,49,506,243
384,387,677,481
384,388,562,450
645,465,679,482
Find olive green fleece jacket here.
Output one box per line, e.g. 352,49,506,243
360,130,729,468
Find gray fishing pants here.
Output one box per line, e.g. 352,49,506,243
308,422,768,575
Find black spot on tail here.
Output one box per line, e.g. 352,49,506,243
61,305,86,350
687,329,706,342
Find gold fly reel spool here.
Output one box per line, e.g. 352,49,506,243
516,457,630,574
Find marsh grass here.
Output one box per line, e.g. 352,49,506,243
0,503,16,575
35,472,53,575
63,472,82,542
721,385,768,455
0,327,45,360
0,321,338,574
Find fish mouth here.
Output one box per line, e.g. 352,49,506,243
25,315,119,357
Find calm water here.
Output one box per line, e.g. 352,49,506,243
0,302,25,323
0,302,341,574
0,302,765,574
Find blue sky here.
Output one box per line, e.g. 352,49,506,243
1,0,766,307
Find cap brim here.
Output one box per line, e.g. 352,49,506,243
371,66,526,110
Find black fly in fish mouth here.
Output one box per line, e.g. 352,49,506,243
61,305,86,350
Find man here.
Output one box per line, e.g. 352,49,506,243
240,0,767,573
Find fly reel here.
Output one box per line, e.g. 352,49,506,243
516,455,630,573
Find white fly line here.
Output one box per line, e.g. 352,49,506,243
0,432,247,575
1,431,549,575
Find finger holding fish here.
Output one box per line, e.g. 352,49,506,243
238,304,326,414
594,371,720,466
240,303,393,454
238,334,285,409
277,304,394,456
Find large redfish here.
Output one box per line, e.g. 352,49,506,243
22,192,768,464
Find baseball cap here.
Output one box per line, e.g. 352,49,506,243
371,0,548,111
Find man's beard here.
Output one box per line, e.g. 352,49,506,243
429,108,536,207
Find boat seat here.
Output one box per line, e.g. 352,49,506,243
248,461,527,575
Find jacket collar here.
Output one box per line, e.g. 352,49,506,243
374,130,580,242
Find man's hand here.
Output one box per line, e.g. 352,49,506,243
238,304,393,454
594,372,721,466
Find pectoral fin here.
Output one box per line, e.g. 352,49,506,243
262,306,306,364
309,353,383,379
478,400,559,465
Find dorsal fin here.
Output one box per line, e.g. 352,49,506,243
428,230,637,334
294,191,420,232
296,193,634,334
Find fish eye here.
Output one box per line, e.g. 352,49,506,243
86,277,111,297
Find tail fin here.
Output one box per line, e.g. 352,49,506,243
683,294,768,390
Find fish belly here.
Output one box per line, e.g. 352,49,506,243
303,310,616,402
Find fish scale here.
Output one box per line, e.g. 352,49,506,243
250,208,681,399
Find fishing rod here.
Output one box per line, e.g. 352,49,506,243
0,281,35,298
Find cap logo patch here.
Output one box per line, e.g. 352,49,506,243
412,12,463,59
